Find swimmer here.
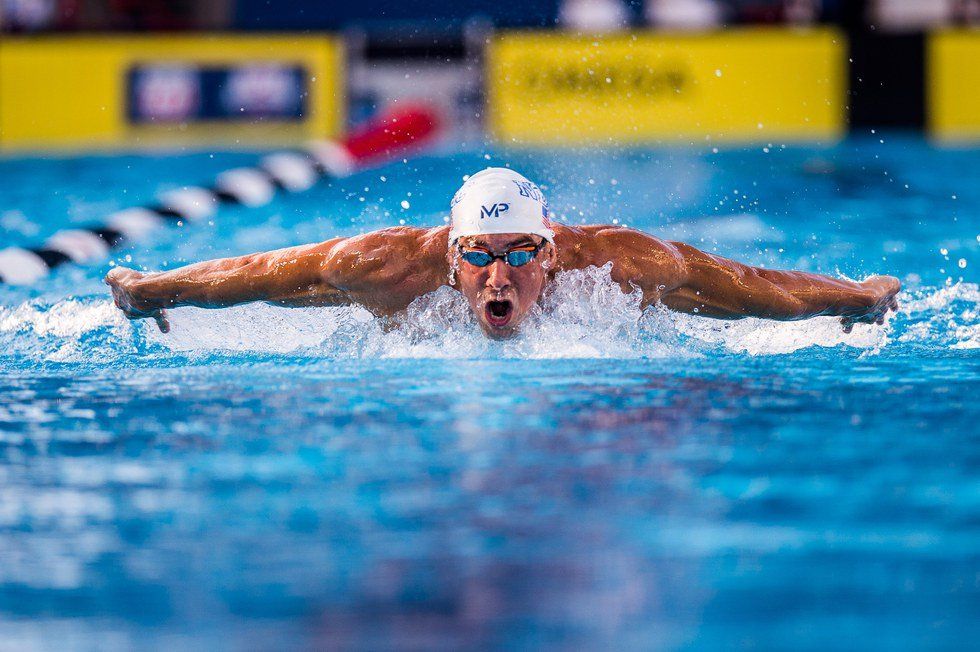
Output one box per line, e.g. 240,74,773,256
106,167,900,338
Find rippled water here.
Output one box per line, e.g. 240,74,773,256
1,138,978,650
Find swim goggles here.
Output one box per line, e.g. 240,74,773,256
457,241,544,268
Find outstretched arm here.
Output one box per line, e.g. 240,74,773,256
660,241,900,331
593,228,900,331
105,239,346,332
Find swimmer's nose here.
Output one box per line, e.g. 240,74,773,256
487,259,511,290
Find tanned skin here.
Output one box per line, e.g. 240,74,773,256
105,224,900,338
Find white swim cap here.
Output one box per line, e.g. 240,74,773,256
449,167,554,244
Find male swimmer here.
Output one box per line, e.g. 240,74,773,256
106,167,900,339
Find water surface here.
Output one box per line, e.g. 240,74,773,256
1,137,978,650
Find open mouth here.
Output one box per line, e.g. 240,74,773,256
485,300,514,328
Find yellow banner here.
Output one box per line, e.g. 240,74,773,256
0,35,344,151
488,29,845,144
929,30,980,141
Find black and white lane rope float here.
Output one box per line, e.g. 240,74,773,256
0,106,440,286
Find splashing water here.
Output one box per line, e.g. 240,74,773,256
1,265,975,364
898,282,980,350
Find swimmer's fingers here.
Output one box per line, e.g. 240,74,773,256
121,304,169,333
154,309,170,334
873,294,899,324
123,308,168,333
874,304,889,326
841,311,880,332
842,278,901,333
841,304,893,332
877,288,899,316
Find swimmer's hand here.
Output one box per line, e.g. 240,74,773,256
104,267,170,333
840,275,901,333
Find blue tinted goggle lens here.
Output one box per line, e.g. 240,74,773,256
460,248,537,267
505,250,535,266
460,251,493,266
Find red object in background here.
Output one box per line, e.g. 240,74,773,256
342,106,441,165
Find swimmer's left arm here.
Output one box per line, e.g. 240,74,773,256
658,241,901,330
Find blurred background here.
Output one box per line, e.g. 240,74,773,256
2,4,979,650
1,0,979,151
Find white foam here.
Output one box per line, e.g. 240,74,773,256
142,264,891,359
149,302,360,353
0,299,127,338
6,269,970,362
0,299,132,362
667,310,889,355
898,282,979,350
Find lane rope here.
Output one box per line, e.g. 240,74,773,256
0,106,439,286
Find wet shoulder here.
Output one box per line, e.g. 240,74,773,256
326,226,448,290
553,223,676,268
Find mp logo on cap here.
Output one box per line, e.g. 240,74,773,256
480,203,509,219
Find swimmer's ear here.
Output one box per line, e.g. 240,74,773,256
542,242,557,270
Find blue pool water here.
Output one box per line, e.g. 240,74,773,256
0,137,978,650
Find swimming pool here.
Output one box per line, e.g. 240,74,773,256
1,137,977,649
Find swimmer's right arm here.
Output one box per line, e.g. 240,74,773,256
105,239,348,333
